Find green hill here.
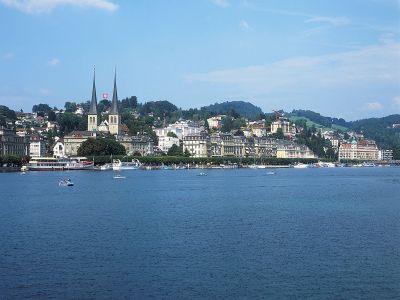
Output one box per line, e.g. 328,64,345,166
201,101,263,119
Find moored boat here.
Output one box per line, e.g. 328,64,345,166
27,157,94,171
112,159,141,171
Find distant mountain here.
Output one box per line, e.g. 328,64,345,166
201,101,263,119
348,114,400,150
289,109,400,155
289,110,348,129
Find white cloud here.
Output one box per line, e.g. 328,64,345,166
186,42,400,116
305,16,350,27
392,96,400,109
187,43,400,89
210,0,229,8
1,52,14,60
47,58,60,66
0,0,118,14
364,102,384,111
239,20,251,31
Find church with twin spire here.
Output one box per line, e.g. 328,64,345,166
87,69,121,135
63,69,154,157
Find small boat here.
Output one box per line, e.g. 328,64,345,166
113,174,126,179
21,166,28,172
266,171,276,175
198,172,207,176
292,163,309,169
59,179,74,186
112,159,141,171
99,163,113,171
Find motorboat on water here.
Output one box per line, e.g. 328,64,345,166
266,171,276,175
198,172,207,176
59,179,74,186
112,159,141,171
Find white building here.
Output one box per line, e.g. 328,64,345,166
270,117,295,136
183,132,209,158
53,141,66,158
29,134,46,157
158,136,180,153
338,139,379,161
154,120,203,140
207,116,223,129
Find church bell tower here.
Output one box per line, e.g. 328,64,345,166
108,69,120,135
87,68,98,132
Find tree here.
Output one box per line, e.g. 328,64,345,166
98,99,111,113
48,110,56,121
57,113,86,135
167,131,178,138
77,138,126,156
120,96,137,110
64,102,77,113
184,149,191,157
271,128,285,139
167,144,182,156
32,103,52,114
0,105,16,125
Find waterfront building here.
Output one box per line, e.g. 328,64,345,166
118,135,154,156
0,126,30,156
254,137,277,158
183,132,210,158
379,149,393,161
29,134,46,157
276,140,315,159
64,131,96,156
338,139,379,161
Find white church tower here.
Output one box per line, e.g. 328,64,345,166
108,69,120,135
87,69,98,132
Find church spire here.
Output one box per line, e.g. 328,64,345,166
109,68,119,114
88,67,97,115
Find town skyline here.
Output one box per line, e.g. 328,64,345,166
0,0,399,120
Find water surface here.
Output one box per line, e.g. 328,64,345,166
1,167,399,299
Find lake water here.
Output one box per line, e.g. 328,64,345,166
1,167,399,299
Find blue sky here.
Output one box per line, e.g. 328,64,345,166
0,0,399,120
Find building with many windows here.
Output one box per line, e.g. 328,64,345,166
338,139,380,161
0,127,30,156
276,140,315,159
29,134,46,157
118,135,154,156
183,132,210,158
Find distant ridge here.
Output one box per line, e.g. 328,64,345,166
201,101,263,119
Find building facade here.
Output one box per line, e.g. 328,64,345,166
276,140,315,159
118,135,154,156
29,134,46,157
338,139,380,161
183,132,210,158
0,127,30,156
64,131,96,156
